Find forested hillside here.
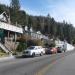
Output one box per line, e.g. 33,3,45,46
0,0,75,44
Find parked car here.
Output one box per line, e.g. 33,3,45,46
57,47,62,53
45,47,52,54
22,46,45,57
45,47,57,54
50,47,58,54
57,46,66,53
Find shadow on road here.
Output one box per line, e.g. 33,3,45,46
15,55,34,59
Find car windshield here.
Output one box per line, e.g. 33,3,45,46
27,47,35,50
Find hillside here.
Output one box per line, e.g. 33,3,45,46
0,4,75,44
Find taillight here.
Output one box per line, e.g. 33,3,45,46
51,49,53,51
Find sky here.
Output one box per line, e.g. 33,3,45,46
0,0,75,26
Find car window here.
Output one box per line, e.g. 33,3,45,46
28,47,35,49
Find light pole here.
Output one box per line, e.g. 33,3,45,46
22,25,27,48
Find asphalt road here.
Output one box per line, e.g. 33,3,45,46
0,50,75,75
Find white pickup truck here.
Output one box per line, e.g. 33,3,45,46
22,46,45,57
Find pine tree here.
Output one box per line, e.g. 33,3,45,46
10,0,20,10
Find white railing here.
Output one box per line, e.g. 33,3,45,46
0,21,23,33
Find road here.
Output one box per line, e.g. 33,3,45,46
0,50,75,75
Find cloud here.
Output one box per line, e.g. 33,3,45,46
0,0,10,5
21,0,75,26
46,0,75,26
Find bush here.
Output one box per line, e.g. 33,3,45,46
16,42,27,52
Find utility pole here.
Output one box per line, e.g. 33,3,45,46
8,9,11,24
22,25,27,48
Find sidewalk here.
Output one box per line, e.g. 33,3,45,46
0,55,15,62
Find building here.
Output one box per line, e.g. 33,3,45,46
0,21,23,52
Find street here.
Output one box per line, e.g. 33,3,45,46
0,50,74,75
0,0,75,75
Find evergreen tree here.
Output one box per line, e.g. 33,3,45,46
0,3,75,44
10,0,20,10
28,16,32,30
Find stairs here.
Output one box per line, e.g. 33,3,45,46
0,38,19,53
0,42,9,53
5,39,19,51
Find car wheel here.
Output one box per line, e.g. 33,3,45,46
64,50,66,52
32,53,35,57
40,52,43,56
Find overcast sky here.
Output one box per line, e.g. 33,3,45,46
0,0,75,26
